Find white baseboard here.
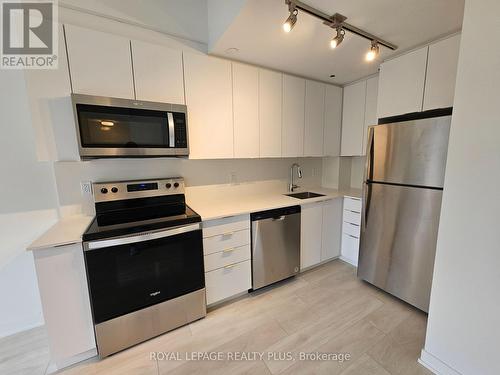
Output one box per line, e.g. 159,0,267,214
419,349,462,375
47,348,98,374
339,256,358,267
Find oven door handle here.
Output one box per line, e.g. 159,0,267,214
84,223,201,251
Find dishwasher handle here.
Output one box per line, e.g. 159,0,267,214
251,205,301,221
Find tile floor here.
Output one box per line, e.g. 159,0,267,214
0,260,432,375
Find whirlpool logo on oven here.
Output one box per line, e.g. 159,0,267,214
150,291,161,297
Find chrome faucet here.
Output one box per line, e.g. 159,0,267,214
289,163,302,192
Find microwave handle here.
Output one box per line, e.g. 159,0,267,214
167,112,175,147
84,223,200,251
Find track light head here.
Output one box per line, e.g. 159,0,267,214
366,40,380,61
283,8,298,33
330,26,345,49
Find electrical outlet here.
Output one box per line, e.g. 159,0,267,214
229,172,237,184
311,168,316,177
80,181,92,196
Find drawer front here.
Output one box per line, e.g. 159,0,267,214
343,209,361,225
202,215,250,238
343,221,360,237
205,260,251,305
344,197,362,213
204,245,251,272
341,233,360,266
203,229,250,255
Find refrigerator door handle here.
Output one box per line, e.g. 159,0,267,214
364,126,375,183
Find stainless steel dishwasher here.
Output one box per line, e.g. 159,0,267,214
251,206,301,290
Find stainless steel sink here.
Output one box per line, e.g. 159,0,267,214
285,192,325,199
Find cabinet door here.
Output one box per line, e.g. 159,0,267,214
423,34,461,111
259,69,282,157
304,80,325,156
377,47,428,118
323,85,342,157
321,199,342,261
233,62,259,158
300,202,323,269
183,53,233,159
64,25,134,99
282,74,305,157
34,244,96,366
362,76,379,155
341,80,366,156
131,40,184,104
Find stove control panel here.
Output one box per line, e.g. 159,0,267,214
93,177,185,203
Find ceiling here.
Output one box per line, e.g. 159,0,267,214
208,0,465,85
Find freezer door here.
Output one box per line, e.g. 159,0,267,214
358,183,443,312
369,116,451,188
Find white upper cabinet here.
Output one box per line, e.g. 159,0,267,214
377,47,428,118
304,80,325,157
131,40,184,104
362,76,379,155
259,69,282,157
282,74,305,157
341,80,366,156
64,25,134,99
323,85,343,157
232,62,259,158
423,34,461,111
183,53,233,159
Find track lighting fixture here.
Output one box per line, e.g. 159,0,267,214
365,40,380,62
283,3,298,33
282,0,397,62
330,26,345,49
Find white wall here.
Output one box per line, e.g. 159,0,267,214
60,0,208,45
0,71,60,337
421,1,500,374
53,157,323,214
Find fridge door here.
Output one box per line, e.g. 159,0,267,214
369,116,451,188
358,182,443,312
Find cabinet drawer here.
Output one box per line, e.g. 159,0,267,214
343,221,360,237
204,245,251,272
203,229,250,255
202,215,250,238
343,209,361,225
344,197,362,212
205,260,251,305
341,233,360,266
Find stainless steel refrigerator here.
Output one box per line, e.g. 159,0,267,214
358,114,451,312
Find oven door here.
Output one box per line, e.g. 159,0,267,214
83,223,204,324
72,94,189,158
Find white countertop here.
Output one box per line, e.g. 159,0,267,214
186,184,362,221
27,183,362,250
27,215,93,251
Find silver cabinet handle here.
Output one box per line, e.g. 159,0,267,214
347,234,359,239
222,231,234,237
223,248,235,253
224,264,236,270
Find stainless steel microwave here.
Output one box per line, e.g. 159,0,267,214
71,94,189,159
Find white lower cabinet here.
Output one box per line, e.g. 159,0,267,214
341,197,362,266
33,243,96,370
202,215,251,305
301,198,343,270
205,260,252,305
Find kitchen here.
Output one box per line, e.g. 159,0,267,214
1,0,499,375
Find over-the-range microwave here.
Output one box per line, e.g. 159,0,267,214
71,94,189,159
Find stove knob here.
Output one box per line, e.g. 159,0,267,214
111,187,118,193
173,182,180,188
100,187,108,194
165,183,172,189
